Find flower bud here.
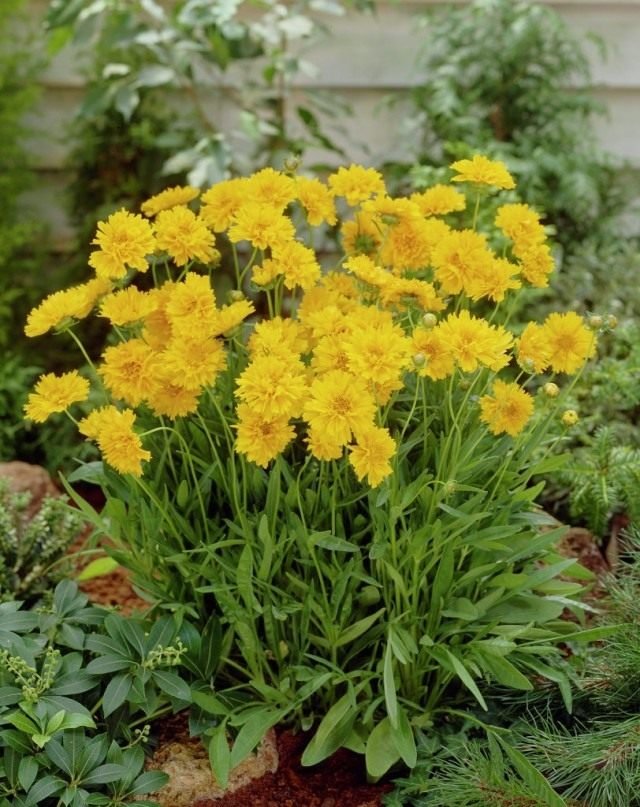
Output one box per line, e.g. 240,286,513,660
588,314,603,330
422,313,438,329
520,357,536,374
358,585,381,606
228,289,245,303
606,314,618,330
543,382,559,398
443,480,457,496
283,155,301,175
412,352,426,368
562,409,579,427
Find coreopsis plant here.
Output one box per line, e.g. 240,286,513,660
24,157,600,778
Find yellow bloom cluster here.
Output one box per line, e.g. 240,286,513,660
23,156,597,482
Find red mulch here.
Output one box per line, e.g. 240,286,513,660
196,729,391,807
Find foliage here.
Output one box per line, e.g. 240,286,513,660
0,480,82,605
46,0,365,187
0,356,41,463
24,158,600,778
0,580,192,806
395,0,639,316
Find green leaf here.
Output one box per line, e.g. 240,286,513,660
152,670,191,702
126,770,170,797
5,711,38,735
335,608,385,647
44,738,73,776
59,713,96,731
495,734,566,807
76,556,120,582
475,650,533,691
18,756,38,792
301,691,357,767
192,689,228,716
102,674,133,717
310,532,359,552
86,657,131,675
393,706,417,769
383,641,398,729
229,710,280,769
176,479,189,509
25,775,66,806
430,647,487,710
365,717,401,779
208,724,231,790
82,763,128,786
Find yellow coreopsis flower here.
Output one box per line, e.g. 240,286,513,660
146,373,201,419
99,339,162,406
253,241,321,292
246,167,297,211
24,279,111,337
450,155,515,190
248,317,309,360
328,165,386,206
164,273,218,338
154,206,217,267
495,203,546,250
236,354,308,419
79,406,150,476
100,286,158,326
344,321,412,394
311,334,352,375
517,322,551,374
349,425,395,487
378,216,440,273
141,185,200,217
341,210,382,257
200,178,249,232
465,257,521,304
541,312,596,374
306,428,344,462
24,371,90,423
432,229,494,296
411,327,455,380
211,300,255,337
410,185,466,217
234,402,295,468
295,176,337,226
88,209,156,280
162,336,227,390
479,380,534,437
228,203,296,250
437,311,513,373
303,369,377,446
516,243,555,288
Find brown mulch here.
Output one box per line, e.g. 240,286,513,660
196,730,392,807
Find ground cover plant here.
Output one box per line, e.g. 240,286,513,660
23,155,602,782
0,580,192,807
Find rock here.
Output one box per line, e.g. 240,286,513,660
0,461,59,519
145,728,279,806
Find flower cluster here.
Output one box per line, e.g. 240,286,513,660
24,158,598,483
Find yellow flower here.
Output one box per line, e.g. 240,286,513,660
328,165,386,205
516,243,555,288
140,185,200,217
341,211,382,257
234,403,295,467
311,334,352,375
480,380,534,437
349,425,395,487
379,217,442,273
24,371,90,423
432,230,494,296
100,286,157,326
200,178,249,231
248,317,309,360
295,176,337,226
253,242,321,291
246,167,296,211
465,257,521,303
211,300,255,337
164,273,218,338
362,195,422,224
410,185,466,217
228,203,295,250
236,355,308,419
146,373,201,419
99,339,162,406
438,311,513,373
562,409,579,427
344,255,390,288
162,336,227,390
88,209,156,280
154,206,217,267
141,283,176,351
344,321,411,395
79,406,150,477
306,428,344,462
495,203,546,250
25,279,111,337
303,369,376,446
450,155,515,190
541,312,596,374
411,327,455,380
516,322,551,374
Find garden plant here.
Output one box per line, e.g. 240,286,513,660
21,154,604,785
